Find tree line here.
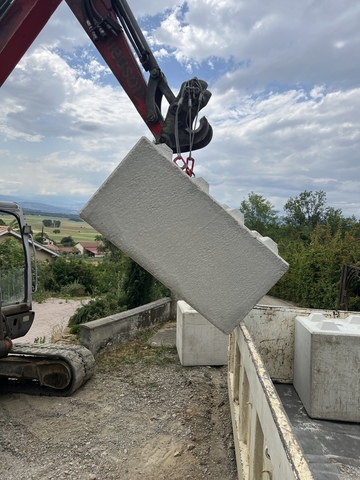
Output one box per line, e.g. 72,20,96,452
42,219,61,228
239,190,360,310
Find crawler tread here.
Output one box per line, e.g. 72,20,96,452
0,343,95,396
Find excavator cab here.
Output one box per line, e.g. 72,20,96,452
0,202,95,395
0,201,34,356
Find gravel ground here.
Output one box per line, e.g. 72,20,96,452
0,361,237,480
1,297,237,480
1,295,297,479
13,298,86,344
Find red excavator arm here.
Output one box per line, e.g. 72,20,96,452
0,0,212,154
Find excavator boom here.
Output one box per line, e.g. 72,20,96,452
0,1,214,395
0,0,212,153
0,0,62,85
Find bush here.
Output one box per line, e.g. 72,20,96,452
60,282,87,297
60,236,75,247
122,259,154,309
0,237,25,268
68,294,127,334
271,223,360,309
37,257,96,295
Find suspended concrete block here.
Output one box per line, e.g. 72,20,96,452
81,137,288,334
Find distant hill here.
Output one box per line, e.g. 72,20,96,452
22,208,82,221
16,201,78,214
0,195,83,215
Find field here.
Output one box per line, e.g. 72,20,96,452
0,214,99,244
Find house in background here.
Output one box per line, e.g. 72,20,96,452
45,244,78,256
75,241,105,258
0,226,59,262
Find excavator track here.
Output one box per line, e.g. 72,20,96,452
0,343,95,396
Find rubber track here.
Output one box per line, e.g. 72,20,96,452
0,343,95,396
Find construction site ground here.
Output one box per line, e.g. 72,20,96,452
1,298,238,480
1,296,293,479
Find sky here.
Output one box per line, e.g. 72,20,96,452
1,0,360,218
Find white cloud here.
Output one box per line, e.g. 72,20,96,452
153,1,360,91
0,44,148,203
193,85,360,217
2,46,145,149
1,0,360,219
121,0,177,17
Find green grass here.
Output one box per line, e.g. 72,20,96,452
96,325,179,374
0,214,99,244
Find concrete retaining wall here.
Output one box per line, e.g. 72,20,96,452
228,323,313,480
79,297,171,354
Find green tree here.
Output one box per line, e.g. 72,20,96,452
283,190,343,231
42,219,54,227
60,236,75,247
92,238,125,295
239,192,279,238
34,232,45,244
67,240,169,330
0,237,24,269
271,223,360,309
8,218,20,232
123,259,154,310
37,257,96,295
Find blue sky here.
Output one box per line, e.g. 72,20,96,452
1,0,360,217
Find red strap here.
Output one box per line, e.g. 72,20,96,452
173,155,195,177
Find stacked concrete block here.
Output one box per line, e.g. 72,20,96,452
81,136,288,334
176,300,229,366
294,313,360,422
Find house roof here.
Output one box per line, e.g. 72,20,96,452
76,241,102,248
44,244,60,252
0,229,60,258
57,246,77,254
75,241,105,255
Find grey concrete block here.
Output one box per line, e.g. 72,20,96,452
294,314,360,422
81,136,288,334
80,298,171,354
176,301,229,366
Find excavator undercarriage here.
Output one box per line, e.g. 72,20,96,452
0,343,95,396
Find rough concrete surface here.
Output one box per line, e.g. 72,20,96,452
149,321,176,347
81,136,288,334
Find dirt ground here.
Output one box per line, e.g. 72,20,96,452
0,300,237,480
13,298,87,344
